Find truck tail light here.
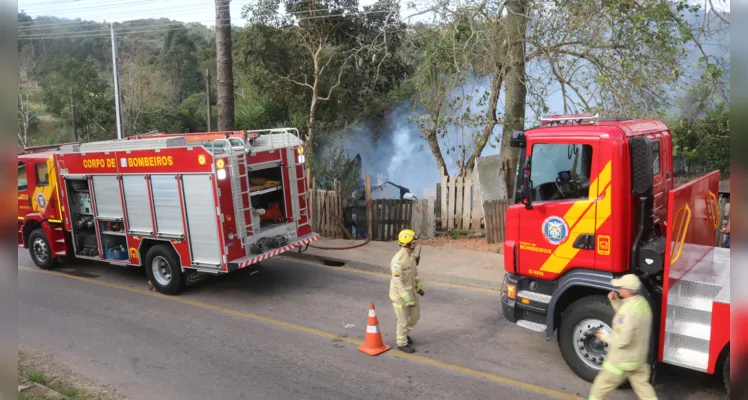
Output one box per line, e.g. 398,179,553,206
217,168,227,180
298,154,305,164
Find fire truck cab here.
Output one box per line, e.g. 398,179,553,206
500,114,730,391
18,129,319,295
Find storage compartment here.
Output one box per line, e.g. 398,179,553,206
66,179,99,258
249,166,287,231
98,220,128,261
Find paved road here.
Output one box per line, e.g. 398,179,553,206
18,249,724,400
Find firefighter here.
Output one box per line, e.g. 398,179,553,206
389,229,425,353
588,274,657,400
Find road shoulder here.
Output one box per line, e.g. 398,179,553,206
19,346,121,400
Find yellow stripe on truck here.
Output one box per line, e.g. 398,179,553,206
540,161,612,273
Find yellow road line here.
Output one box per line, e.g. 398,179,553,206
275,256,501,295
19,266,581,400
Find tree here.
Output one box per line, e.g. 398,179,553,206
241,0,404,148
215,0,236,130
41,56,115,142
160,27,202,104
18,44,38,150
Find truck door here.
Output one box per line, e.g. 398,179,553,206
18,161,32,216
517,140,603,280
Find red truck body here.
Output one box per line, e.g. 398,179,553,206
18,129,319,294
499,114,729,389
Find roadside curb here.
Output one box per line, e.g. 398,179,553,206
283,251,502,291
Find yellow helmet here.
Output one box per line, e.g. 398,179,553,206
398,229,419,247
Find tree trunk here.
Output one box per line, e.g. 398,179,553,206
425,128,448,176
215,0,235,131
500,0,528,199
463,68,505,176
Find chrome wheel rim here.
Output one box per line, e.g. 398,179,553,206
573,318,611,370
32,238,49,263
151,256,172,286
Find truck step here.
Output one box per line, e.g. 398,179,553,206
516,320,546,333
664,318,711,341
662,334,709,372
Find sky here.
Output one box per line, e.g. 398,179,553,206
17,0,436,26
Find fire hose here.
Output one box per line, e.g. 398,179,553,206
306,190,371,251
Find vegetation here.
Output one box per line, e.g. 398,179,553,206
17,0,730,187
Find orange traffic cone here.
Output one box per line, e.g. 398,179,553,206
358,302,391,356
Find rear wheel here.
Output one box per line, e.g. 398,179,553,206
144,245,184,295
28,229,55,270
558,295,615,383
723,353,730,395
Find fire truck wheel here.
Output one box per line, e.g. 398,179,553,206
144,245,184,295
558,295,614,383
723,353,729,395
29,229,56,270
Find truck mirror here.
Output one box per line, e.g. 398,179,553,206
629,136,654,197
520,156,533,209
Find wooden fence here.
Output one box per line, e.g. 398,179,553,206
437,171,483,232
483,200,509,244
370,199,413,241
308,180,346,239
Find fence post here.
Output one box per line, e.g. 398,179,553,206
471,167,483,233
365,173,372,240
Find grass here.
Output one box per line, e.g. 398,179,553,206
18,347,120,400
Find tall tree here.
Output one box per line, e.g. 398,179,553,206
215,0,236,130
241,0,403,148
160,27,201,104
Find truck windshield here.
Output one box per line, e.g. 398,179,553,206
529,143,593,202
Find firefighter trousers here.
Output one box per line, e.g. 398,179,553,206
588,362,658,400
392,297,420,347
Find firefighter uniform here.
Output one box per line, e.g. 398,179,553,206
589,274,658,400
390,230,422,351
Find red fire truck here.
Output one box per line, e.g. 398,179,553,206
499,114,730,392
17,128,319,295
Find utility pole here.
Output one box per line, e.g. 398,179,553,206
70,87,78,142
205,69,212,132
110,23,124,139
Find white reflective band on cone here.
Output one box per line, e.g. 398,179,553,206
369,310,376,317
366,325,379,333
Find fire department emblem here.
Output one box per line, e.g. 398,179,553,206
36,193,47,209
542,216,569,245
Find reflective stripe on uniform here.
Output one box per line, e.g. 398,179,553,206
617,361,643,369
392,302,403,308
602,362,623,375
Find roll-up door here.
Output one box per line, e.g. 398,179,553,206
181,174,221,266
122,175,153,235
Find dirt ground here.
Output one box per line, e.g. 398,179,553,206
18,346,122,400
421,234,503,253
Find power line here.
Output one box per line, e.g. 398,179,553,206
18,1,400,32
19,8,409,40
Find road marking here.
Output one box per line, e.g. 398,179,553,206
20,267,581,400
275,256,501,295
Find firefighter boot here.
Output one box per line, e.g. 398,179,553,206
398,344,415,353
407,336,413,345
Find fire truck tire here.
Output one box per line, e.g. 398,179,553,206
29,229,56,270
558,295,615,383
723,353,730,395
144,245,184,295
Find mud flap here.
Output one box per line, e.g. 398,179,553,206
184,269,210,287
